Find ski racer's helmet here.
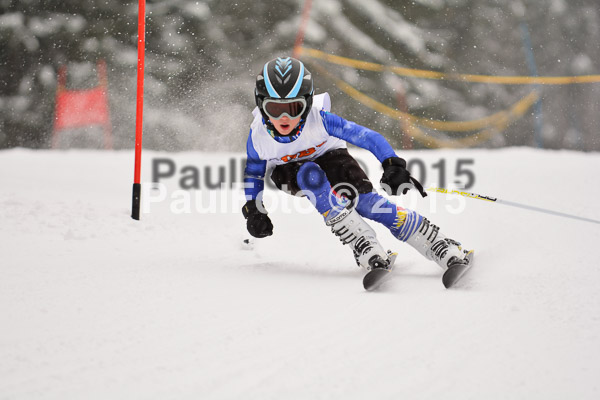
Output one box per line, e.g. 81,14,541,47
255,57,314,122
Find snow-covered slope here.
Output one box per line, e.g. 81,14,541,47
1,148,599,399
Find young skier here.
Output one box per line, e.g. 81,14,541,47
242,57,472,288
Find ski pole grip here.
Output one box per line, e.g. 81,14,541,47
410,176,427,198
132,183,141,220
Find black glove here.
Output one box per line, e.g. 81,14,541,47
242,200,273,238
380,157,427,197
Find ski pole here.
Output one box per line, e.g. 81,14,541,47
427,187,600,225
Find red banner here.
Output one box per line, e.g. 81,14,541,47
52,61,113,149
54,87,110,130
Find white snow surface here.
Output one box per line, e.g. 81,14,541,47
1,147,600,399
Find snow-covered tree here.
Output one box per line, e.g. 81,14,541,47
1,0,598,150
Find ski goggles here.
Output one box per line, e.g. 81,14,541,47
262,97,307,120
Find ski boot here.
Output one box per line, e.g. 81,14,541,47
325,200,391,271
405,217,471,270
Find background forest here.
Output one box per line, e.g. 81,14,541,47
1,0,599,151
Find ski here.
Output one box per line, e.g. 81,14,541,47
363,252,397,291
442,250,474,288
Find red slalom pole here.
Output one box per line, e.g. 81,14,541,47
132,0,146,220
292,0,313,58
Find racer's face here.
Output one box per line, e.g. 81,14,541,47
270,115,301,136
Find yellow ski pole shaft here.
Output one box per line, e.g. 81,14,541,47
427,187,600,225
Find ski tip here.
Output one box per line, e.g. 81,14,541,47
442,250,474,289
363,268,391,291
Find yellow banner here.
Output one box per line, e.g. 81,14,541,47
299,47,600,85
308,60,538,147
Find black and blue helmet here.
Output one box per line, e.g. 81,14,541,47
255,57,314,121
